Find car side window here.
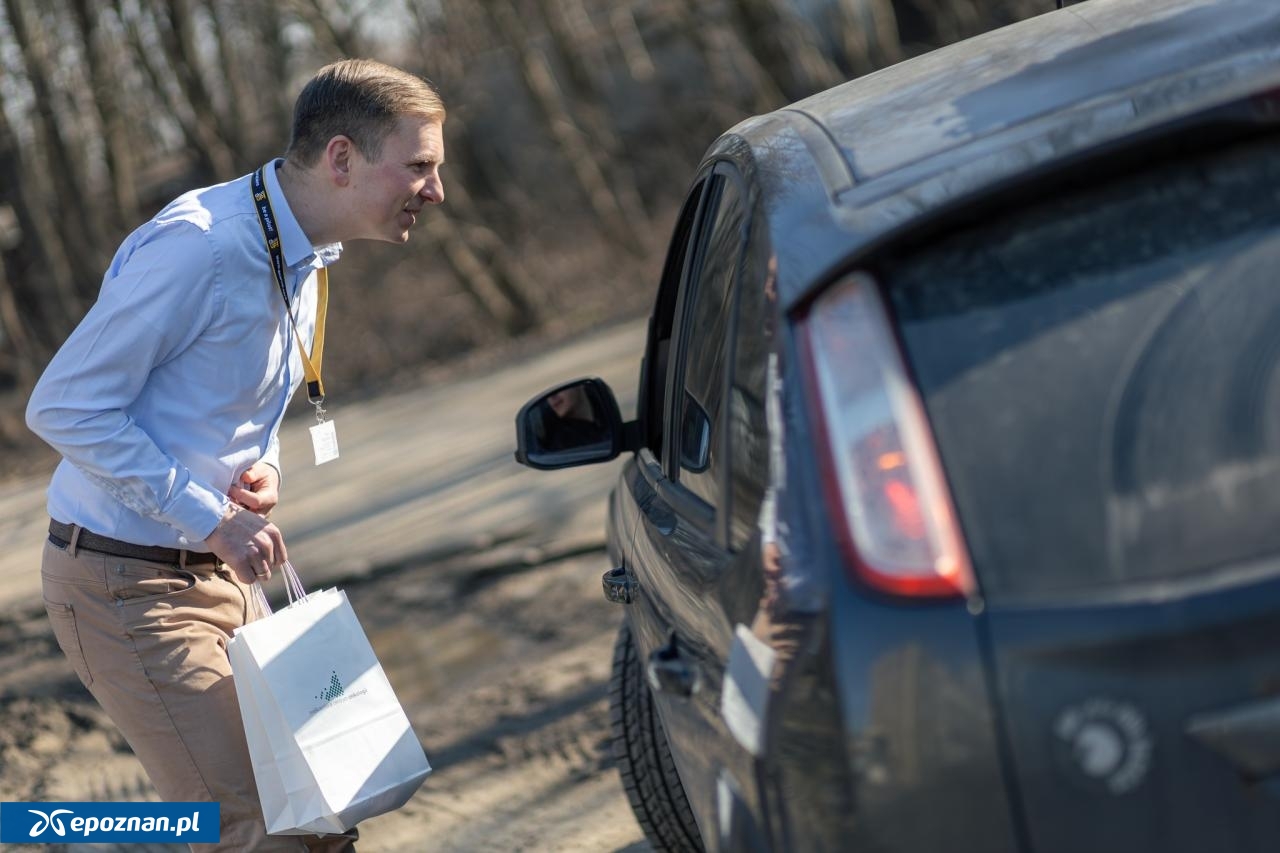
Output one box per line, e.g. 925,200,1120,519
672,173,747,512
727,216,772,552
638,179,708,457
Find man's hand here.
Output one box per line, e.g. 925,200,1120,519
228,461,280,517
204,503,287,585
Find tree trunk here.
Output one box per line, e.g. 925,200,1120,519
3,0,105,289
205,0,256,161
608,4,655,83
533,0,654,227
0,259,42,391
252,0,296,145
68,0,140,228
425,214,534,336
483,0,648,256
729,0,844,102
670,0,784,120
0,74,84,339
115,0,234,181
160,0,241,172
830,0,902,75
291,0,366,57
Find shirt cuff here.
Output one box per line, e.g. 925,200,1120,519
166,481,231,543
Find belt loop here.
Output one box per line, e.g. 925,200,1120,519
67,525,82,558
179,549,188,571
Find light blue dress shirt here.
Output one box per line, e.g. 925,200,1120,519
26,160,341,549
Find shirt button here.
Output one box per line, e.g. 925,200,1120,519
115,565,125,575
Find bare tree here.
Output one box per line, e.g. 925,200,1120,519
481,0,648,255
3,0,108,286
729,0,845,101
68,0,141,230
0,69,84,346
204,0,258,160
288,0,368,58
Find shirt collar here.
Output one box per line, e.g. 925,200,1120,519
262,158,343,269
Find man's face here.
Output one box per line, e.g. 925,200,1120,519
347,116,445,243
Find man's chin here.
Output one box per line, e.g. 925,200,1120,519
364,230,411,244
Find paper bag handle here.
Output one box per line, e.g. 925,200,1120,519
249,561,310,619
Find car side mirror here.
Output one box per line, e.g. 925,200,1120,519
514,378,635,470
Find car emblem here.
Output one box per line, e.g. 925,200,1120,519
1053,697,1153,795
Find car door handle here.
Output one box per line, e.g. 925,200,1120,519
647,632,702,697
603,566,638,604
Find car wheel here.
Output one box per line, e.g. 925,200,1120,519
609,620,704,852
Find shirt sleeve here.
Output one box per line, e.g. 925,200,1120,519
261,432,282,484
26,221,231,542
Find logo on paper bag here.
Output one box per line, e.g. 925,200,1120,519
308,669,368,716
316,671,345,703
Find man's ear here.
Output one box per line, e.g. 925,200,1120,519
325,135,355,187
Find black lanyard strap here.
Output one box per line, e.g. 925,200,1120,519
251,167,328,405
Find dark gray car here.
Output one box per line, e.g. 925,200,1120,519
517,1,1280,850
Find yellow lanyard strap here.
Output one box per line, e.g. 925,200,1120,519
293,267,328,402
251,166,331,409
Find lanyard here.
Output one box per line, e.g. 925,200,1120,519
251,167,329,421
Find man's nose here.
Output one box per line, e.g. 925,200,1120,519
420,176,444,205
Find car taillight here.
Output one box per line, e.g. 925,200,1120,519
801,272,975,599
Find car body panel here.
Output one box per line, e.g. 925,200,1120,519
984,577,1280,852
626,456,768,847
824,564,1022,852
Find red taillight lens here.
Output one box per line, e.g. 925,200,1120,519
802,273,975,599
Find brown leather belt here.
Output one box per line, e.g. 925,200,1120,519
48,520,220,566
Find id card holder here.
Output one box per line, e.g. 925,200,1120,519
310,418,339,465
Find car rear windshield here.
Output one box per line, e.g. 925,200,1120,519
884,134,1280,603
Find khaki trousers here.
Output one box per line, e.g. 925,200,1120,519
40,534,357,852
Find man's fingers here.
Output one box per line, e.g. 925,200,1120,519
268,526,288,567
229,471,279,517
233,486,265,512
250,524,286,575
205,504,287,584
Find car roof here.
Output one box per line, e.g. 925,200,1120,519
719,0,1280,310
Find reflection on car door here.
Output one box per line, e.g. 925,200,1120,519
628,164,768,843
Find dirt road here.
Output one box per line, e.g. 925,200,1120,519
0,548,649,852
0,320,654,851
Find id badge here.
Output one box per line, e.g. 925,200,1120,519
309,419,340,465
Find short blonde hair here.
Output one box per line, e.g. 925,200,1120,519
286,59,445,167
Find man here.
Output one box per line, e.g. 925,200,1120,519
25,59,445,851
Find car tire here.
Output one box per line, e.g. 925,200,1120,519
610,620,704,852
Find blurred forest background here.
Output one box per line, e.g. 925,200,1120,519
0,0,1050,462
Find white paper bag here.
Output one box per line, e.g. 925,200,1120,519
227,579,431,836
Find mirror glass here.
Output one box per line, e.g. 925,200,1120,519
525,380,614,466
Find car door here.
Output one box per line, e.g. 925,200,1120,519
626,162,768,846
